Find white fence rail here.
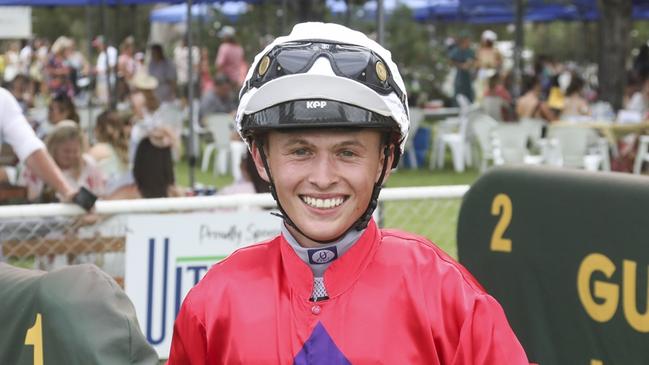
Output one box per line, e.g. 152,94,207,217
0,185,469,284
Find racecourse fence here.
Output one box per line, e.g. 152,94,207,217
0,185,469,285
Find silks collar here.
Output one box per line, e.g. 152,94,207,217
279,218,381,301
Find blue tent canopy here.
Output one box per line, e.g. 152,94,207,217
149,1,248,23
455,0,649,23
326,0,649,24
150,3,211,22
0,0,174,5
328,0,460,20
0,0,255,6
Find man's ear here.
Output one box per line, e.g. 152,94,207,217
375,144,395,185
250,141,271,183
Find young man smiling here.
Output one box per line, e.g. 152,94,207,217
168,22,530,364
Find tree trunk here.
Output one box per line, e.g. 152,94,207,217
597,0,632,111
296,0,324,22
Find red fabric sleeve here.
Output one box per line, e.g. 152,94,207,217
167,295,207,365
452,293,530,365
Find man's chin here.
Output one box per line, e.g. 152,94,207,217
291,222,348,244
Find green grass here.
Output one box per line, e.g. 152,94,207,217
387,168,479,187
384,169,478,258
381,198,462,257
174,159,234,189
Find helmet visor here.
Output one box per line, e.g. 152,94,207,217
240,99,398,136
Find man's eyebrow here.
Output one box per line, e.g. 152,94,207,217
280,137,366,149
281,137,312,147
333,140,366,149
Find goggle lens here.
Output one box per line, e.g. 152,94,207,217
243,41,406,109
331,50,371,77
276,49,315,73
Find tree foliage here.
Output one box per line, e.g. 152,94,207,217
386,6,450,104
32,5,152,54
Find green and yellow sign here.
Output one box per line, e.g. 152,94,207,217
458,166,649,365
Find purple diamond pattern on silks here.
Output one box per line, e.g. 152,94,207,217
293,322,352,365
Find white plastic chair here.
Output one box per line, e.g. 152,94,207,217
519,118,546,146
154,102,184,134
560,115,594,123
546,126,603,171
431,94,473,172
591,101,615,122
229,140,248,182
633,135,649,174
201,113,234,176
491,123,531,165
595,137,611,172
617,109,643,124
429,116,459,169
470,113,499,172
481,96,506,121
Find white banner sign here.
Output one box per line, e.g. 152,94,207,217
125,211,280,358
0,7,31,39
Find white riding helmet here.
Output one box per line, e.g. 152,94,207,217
236,22,410,167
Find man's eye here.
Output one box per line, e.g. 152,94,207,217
339,150,355,157
293,148,309,156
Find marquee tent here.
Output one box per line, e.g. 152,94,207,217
326,0,649,24
150,1,249,23
451,0,649,24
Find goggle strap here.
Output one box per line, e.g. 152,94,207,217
354,144,391,231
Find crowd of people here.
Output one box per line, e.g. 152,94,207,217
445,29,605,124
4,25,649,202
438,29,649,171
443,28,649,126
0,25,271,205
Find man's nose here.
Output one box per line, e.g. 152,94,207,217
307,154,339,189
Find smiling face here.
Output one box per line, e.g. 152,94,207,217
53,138,81,170
252,128,393,248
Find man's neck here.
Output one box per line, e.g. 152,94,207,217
281,223,363,278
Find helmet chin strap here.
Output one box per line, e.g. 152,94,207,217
257,140,391,245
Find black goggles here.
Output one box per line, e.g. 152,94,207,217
241,41,407,105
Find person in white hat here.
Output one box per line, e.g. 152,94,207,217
475,29,503,100
168,22,529,364
477,30,502,70
129,72,159,132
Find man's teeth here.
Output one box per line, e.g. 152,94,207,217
302,196,345,209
